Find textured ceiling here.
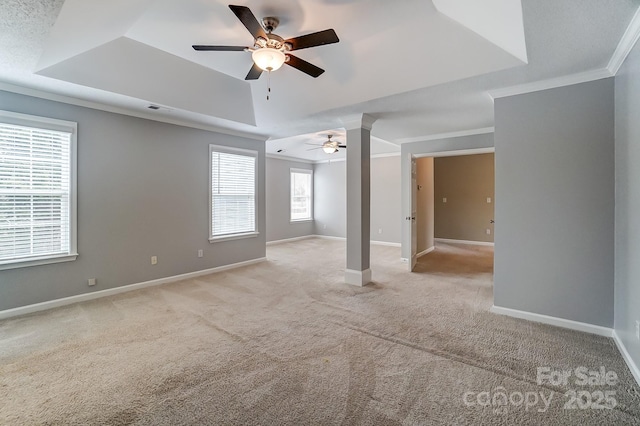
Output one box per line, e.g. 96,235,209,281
0,0,638,160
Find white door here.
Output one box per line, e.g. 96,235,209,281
410,157,418,271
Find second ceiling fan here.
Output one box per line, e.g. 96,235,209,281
307,135,346,154
193,4,340,80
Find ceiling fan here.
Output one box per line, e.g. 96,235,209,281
193,5,340,80
307,135,346,154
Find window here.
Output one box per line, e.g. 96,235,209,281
0,110,77,270
209,145,258,241
290,168,313,222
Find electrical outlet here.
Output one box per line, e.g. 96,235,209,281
151,256,158,265
323,224,327,230
636,320,639,340
378,228,383,234
487,197,492,203
87,278,96,287
442,197,447,203
486,228,491,235
198,249,203,258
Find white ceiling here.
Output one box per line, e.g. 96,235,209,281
0,0,638,160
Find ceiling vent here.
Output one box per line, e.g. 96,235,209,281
147,104,172,112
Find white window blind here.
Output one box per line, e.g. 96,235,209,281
210,145,257,239
0,118,74,266
290,169,312,221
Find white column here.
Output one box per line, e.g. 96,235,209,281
342,114,376,286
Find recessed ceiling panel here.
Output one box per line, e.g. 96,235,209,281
433,0,528,63
36,0,156,71
37,37,256,125
266,128,399,162
125,0,524,126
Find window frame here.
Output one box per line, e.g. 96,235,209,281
209,144,259,243
0,110,78,271
289,168,313,223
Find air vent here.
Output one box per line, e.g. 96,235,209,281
146,104,172,112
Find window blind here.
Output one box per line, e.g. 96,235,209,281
290,170,312,221
0,123,72,262
210,148,256,238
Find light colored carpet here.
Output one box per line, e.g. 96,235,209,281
1,239,639,425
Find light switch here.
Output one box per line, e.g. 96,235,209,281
487,197,492,203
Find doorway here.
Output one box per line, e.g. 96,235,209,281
406,149,495,272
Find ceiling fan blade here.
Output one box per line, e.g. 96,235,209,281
306,147,322,151
192,45,247,51
229,5,267,41
285,29,339,51
245,63,263,80
337,144,347,148
286,55,325,78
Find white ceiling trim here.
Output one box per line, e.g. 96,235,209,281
395,127,494,144
607,6,640,75
314,152,401,164
413,147,495,159
265,153,315,164
372,136,400,147
0,81,267,141
487,68,612,100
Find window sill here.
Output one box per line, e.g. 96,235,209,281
209,231,259,243
0,253,78,271
290,219,314,224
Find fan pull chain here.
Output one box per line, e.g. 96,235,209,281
267,70,271,101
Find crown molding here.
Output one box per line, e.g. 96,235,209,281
265,153,315,164
395,127,494,145
314,151,400,164
0,81,268,142
372,135,400,147
413,147,494,159
487,69,613,100
608,6,640,75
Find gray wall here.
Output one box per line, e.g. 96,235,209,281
370,156,402,244
615,39,640,367
0,90,266,311
416,157,434,253
434,153,494,243
314,155,402,244
314,160,346,238
400,133,494,259
494,78,615,327
265,157,314,242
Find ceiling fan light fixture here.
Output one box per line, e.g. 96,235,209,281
323,144,338,154
252,47,286,72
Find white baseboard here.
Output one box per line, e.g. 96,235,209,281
345,268,372,287
371,240,401,247
266,235,314,246
435,238,494,247
417,246,435,258
612,330,640,387
490,305,613,337
0,257,267,320
314,235,345,242
313,235,401,248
